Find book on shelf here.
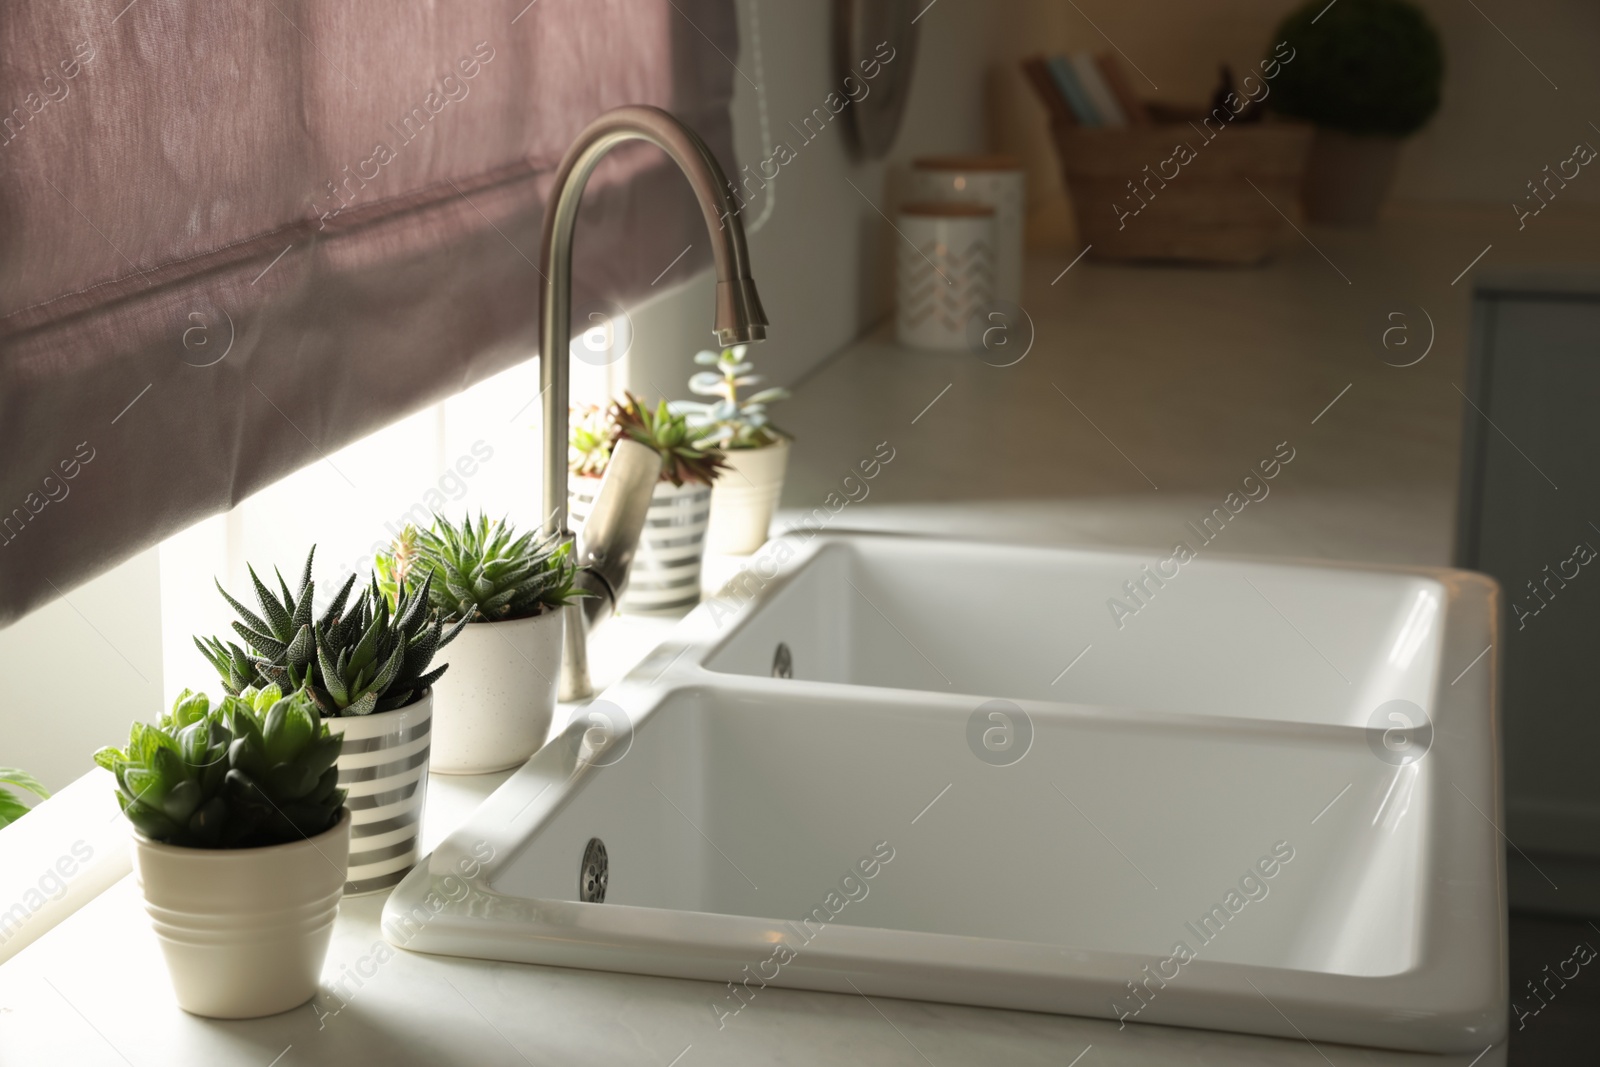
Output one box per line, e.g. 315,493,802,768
1045,54,1100,127
1094,52,1151,126
1021,54,1077,127
1070,52,1126,128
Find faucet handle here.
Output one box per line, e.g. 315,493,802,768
574,438,663,622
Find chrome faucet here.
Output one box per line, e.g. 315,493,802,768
539,105,768,700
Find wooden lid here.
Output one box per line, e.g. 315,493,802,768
899,201,995,217
913,154,1023,172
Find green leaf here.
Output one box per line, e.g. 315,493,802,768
0,767,50,801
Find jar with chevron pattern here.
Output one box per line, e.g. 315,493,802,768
896,203,996,350
325,691,432,895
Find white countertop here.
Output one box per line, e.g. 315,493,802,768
7,208,1572,1064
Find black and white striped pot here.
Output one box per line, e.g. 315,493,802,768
571,476,711,616
324,691,431,895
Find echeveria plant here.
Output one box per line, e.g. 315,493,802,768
676,344,789,450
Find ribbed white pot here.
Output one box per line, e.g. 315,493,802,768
430,610,563,775
325,691,431,896
133,809,351,1019
571,476,711,615
707,438,790,555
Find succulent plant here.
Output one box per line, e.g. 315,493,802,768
379,513,587,623
0,767,48,829
93,687,346,849
569,403,614,480
196,547,463,717
612,393,726,487
676,344,789,450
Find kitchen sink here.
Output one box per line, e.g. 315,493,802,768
384,533,1505,1053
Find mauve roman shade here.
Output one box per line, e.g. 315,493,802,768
0,0,738,627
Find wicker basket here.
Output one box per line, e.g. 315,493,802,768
1050,118,1313,264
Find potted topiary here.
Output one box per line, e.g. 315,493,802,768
94,686,350,1018
569,393,726,615
376,515,585,774
195,547,460,894
1267,0,1444,224
676,343,792,555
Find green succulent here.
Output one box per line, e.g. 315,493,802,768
568,403,613,480
93,687,346,849
1268,0,1443,137
612,392,726,487
0,767,49,829
677,344,789,450
380,513,586,623
196,546,463,717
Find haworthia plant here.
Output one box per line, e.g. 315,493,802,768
378,513,587,624
93,687,346,849
196,547,464,717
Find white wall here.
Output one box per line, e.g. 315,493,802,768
0,549,162,793
626,0,996,394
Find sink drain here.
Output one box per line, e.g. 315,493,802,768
772,642,793,679
580,837,608,903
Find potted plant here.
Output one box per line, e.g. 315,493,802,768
676,344,792,555
376,515,585,774
1267,0,1443,225
93,686,350,1018
0,766,48,828
195,547,460,894
569,393,726,615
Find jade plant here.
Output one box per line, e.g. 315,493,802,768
377,514,587,623
94,687,346,848
570,393,726,487
0,767,48,829
196,547,463,717
1268,0,1443,136
677,344,790,450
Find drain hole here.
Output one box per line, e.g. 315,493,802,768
772,642,793,679
580,837,608,903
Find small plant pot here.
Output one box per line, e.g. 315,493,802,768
429,610,563,775
570,476,711,616
325,691,432,895
706,437,791,555
132,809,351,1019
1301,129,1404,226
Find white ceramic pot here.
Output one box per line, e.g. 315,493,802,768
910,156,1026,303
325,692,431,895
133,809,350,1019
707,437,791,556
571,476,711,615
896,203,996,351
429,610,563,775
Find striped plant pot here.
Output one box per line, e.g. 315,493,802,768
571,476,711,616
325,691,431,895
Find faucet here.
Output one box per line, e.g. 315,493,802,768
539,105,768,700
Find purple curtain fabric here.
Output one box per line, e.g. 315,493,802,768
0,0,737,626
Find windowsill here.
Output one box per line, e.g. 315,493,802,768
0,609,680,966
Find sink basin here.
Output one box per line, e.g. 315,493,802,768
384,533,1506,1054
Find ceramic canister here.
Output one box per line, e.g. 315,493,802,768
909,156,1025,304
896,202,996,351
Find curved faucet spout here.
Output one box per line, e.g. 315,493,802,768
538,105,768,699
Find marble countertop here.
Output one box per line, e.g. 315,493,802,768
7,205,1578,1064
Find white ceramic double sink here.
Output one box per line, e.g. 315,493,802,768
384,533,1506,1054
